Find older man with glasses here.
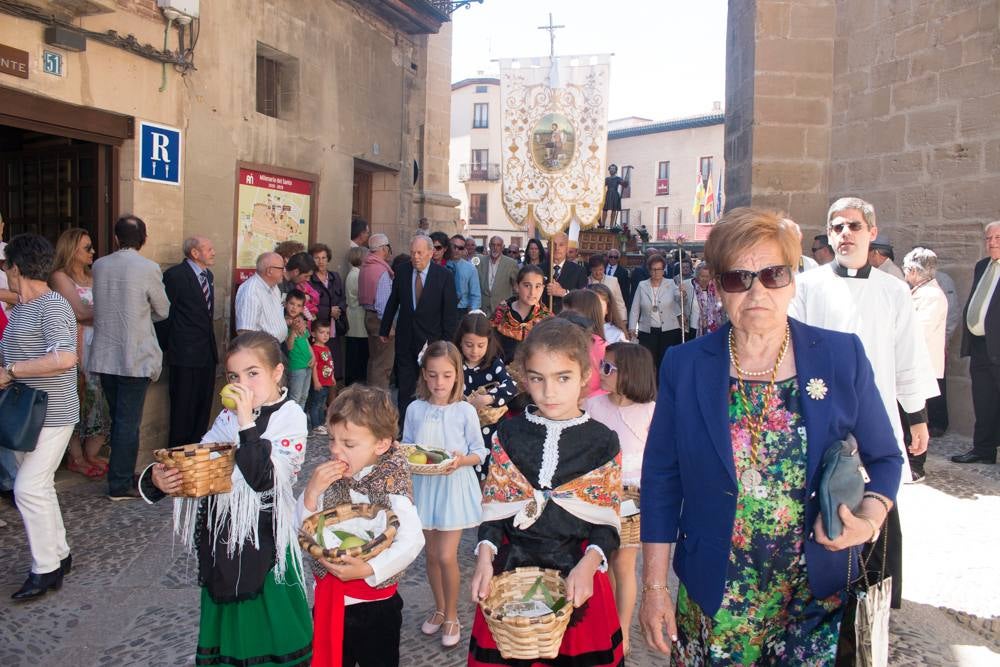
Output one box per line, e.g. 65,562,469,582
447,234,481,324
234,251,288,342
605,249,632,311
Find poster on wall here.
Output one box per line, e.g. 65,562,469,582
235,166,314,272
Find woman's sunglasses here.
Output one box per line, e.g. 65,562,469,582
600,361,618,376
717,265,792,293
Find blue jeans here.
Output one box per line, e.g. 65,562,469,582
306,385,330,430
287,368,311,409
99,374,151,496
0,446,17,491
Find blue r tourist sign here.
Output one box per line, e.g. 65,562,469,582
139,120,182,185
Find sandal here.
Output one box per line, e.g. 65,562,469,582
421,609,445,635
86,459,109,476
441,620,462,648
68,460,103,478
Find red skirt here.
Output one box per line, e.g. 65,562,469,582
468,571,624,666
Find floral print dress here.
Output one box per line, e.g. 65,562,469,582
673,377,845,666
73,281,110,439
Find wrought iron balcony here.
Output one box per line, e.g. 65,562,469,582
459,163,501,182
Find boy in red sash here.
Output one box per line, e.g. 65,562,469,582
298,385,424,667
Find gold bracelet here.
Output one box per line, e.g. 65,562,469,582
862,493,891,518
642,583,669,593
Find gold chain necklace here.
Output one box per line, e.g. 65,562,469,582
728,324,791,493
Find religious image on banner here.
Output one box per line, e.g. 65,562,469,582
500,55,611,237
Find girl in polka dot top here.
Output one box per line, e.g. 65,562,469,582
453,312,518,480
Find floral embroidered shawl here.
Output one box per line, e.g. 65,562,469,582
491,299,551,343
481,436,621,532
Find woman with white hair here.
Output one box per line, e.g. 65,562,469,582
903,247,948,482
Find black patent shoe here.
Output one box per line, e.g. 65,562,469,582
61,554,72,576
950,450,997,464
11,569,63,601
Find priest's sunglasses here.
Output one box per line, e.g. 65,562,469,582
828,220,866,234
717,265,793,293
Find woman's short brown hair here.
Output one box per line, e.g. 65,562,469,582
415,341,465,403
605,342,656,403
704,207,802,275
327,384,399,441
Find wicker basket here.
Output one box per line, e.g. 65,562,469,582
152,442,236,498
298,503,398,565
480,567,575,660
621,485,641,547
465,383,509,426
400,444,454,476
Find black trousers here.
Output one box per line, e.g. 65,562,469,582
926,375,948,432
638,327,682,383
394,342,422,427
345,336,370,386
899,404,925,477
342,593,403,667
168,364,216,447
970,337,1000,457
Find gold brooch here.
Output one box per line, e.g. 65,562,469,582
806,378,828,400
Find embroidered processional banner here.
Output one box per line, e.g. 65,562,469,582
499,55,611,237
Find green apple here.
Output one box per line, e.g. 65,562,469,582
219,384,239,410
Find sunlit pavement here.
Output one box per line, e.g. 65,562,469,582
0,431,997,665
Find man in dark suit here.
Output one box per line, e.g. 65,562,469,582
379,234,458,417
542,232,587,313
160,236,219,447
952,220,1000,464
605,249,631,311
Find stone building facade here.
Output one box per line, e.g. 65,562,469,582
725,0,1000,434
0,0,458,451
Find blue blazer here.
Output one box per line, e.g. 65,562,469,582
640,318,902,617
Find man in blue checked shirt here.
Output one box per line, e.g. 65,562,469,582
447,234,481,327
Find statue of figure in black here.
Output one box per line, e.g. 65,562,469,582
602,164,628,228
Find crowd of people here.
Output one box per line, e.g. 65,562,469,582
0,200,997,667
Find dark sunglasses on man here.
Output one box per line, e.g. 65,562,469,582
717,265,792,293
828,220,865,234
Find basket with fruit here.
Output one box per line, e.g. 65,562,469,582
298,503,399,565
152,443,237,498
464,382,509,426
480,567,574,660
400,444,455,476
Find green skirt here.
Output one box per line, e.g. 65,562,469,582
195,568,313,666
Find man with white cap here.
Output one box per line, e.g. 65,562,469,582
359,233,395,388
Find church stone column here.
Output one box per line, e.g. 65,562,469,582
725,0,836,230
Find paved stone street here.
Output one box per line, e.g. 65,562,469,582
1,432,998,666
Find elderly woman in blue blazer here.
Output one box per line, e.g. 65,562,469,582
638,208,902,664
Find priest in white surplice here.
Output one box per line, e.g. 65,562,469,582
789,197,939,624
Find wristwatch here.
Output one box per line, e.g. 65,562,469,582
3,362,16,379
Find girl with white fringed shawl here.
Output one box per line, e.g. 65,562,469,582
139,332,313,667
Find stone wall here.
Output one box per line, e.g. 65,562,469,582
725,0,1000,435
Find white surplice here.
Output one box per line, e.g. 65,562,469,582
789,262,940,483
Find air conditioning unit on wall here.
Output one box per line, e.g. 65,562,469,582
157,0,199,20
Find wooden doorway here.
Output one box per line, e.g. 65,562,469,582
0,128,113,251
352,168,372,223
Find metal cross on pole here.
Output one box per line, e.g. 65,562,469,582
537,13,565,58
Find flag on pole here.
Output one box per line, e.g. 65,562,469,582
691,170,705,218
703,173,715,223
716,170,724,219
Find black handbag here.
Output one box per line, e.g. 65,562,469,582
0,382,48,452
818,434,868,540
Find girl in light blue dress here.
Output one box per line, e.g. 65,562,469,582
402,340,487,648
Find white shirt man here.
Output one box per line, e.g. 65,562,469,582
790,197,939,611
234,252,288,342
